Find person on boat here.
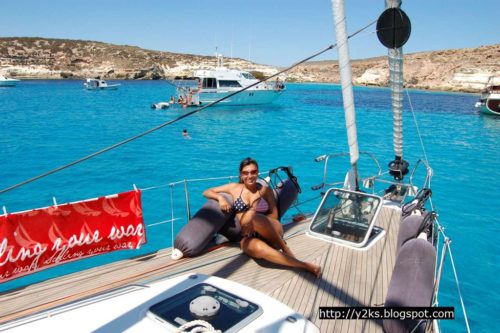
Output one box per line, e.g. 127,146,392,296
196,78,202,91
178,95,186,107
202,157,321,277
187,88,193,106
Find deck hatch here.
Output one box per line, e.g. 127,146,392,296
308,188,384,248
148,283,262,332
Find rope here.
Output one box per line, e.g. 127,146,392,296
176,320,220,333
409,320,426,333
140,174,241,192
0,20,377,196
447,243,472,333
140,183,171,192
146,217,182,228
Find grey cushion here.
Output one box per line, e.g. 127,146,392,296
173,179,299,257
397,214,426,252
173,193,234,257
383,238,436,333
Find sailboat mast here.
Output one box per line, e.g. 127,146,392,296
379,0,411,180
331,0,360,190
387,0,404,160
386,0,408,182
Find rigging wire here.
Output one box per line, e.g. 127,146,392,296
405,89,430,165
447,243,472,333
434,226,471,333
163,78,189,93
0,19,376,196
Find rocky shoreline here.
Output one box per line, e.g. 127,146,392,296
1,37,498,93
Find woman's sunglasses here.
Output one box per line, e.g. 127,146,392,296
241,170,258,176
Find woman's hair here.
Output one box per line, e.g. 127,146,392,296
239,157,258,172
239,157,258,183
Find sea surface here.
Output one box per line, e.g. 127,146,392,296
0,80,498,332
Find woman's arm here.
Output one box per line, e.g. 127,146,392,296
202,183,236,212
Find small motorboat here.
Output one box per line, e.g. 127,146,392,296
0,75,20,87
83,78,121,90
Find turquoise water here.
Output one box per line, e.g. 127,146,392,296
1,80,498,332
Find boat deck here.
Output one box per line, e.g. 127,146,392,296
0,205,401,333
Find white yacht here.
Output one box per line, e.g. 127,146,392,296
83,78,121,90
177,54,284,107
0,75,20,87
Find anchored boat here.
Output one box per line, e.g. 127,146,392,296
0,75,20,87
176,54,284,107
84,78,121,90
475,78,500,115
0,1,470,333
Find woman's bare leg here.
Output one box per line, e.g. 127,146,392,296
267,216,284,238
241,237,321,278
242,211,294,257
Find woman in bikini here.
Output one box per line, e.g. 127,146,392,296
202,157,321,277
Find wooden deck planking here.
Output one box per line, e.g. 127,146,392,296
300,251,329,320
330,238,350,332
0,206,401,333
313,242,341,331
354,250,366,332
320,242,346,332
340,240,360,332
348,248,363,333
365,236,375,332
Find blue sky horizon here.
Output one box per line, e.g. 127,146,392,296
0,0,498,67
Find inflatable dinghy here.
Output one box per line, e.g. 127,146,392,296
151,102,170,109
173,173,300,259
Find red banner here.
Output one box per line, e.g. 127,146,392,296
0,190,146,283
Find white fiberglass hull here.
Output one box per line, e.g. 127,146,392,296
480,96,500,115
0,79,20,87
198,89,283,106
479,104,500,115
2,274,318,333
84,84,120,90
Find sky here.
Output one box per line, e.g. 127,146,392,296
0,0,498,67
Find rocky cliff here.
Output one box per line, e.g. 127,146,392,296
289,45,500,93
0,37,278,80
1,37,498,92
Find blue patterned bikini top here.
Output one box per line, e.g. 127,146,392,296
232,186,269,213
233,196,250,212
